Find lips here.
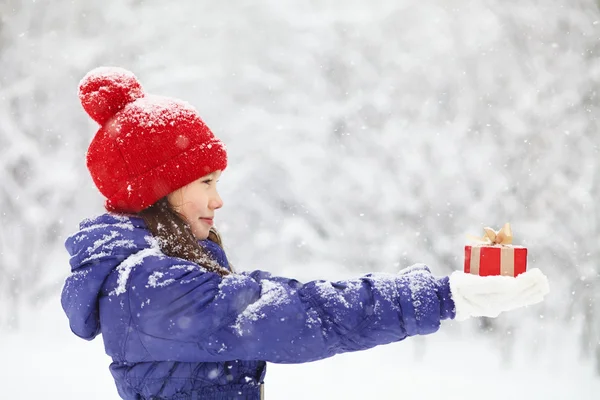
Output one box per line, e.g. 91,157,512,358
199,217,214,226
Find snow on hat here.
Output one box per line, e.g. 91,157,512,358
79,66,227,213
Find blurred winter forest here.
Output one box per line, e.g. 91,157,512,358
0,0,599,377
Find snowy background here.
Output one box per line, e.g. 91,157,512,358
1,0,599,398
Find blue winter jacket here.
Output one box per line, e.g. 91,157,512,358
61,213,456,399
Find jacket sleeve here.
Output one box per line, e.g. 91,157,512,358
129,262,455,364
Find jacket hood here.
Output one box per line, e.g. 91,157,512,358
61,213,154,340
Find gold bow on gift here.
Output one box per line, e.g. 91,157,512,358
468,223,513,245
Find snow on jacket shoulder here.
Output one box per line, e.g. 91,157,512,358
61,213,455,399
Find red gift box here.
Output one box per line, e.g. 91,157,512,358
464,245,527,277
464,223,528,277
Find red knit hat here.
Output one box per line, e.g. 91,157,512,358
79,67,227,213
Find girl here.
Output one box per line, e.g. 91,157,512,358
61,67,549,400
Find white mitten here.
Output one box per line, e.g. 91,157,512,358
449,268,550,321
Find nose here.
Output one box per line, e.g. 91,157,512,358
209,190,224,210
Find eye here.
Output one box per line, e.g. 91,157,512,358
202,178,213,185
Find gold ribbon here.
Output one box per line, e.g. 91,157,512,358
468,223,513,245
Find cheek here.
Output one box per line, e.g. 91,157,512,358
181,202,200,221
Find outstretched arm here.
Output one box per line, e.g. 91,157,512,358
129,262,454,364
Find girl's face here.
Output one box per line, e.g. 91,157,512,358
167,170,223,240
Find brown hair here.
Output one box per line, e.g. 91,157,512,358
138,197,230,276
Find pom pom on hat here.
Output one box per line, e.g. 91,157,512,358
79,67,145,125
81,66,227,213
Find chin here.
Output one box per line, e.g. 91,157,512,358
193,229,210,241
